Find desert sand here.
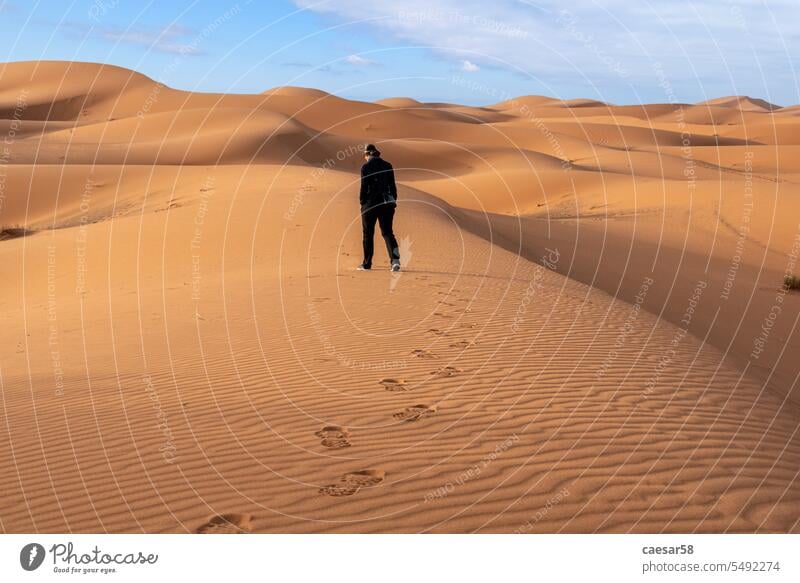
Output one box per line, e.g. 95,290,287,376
0,61,798,533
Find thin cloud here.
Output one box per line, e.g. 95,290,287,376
99,23,203,55
345,54,378,66
282,61,334,73
59,21,205,55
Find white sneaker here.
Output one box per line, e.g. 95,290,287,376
391,263,401,272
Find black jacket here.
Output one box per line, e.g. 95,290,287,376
360,156,397,210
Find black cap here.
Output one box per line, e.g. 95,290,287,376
364,143,381,156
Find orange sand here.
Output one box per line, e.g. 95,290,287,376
0,61,798,533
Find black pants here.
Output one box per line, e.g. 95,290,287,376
361,204,400,268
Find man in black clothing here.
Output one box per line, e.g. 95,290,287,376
358,143,401,271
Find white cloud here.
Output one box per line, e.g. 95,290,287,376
291,0,800,104
461,59,480,72
345,54,378,66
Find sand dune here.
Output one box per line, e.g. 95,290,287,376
699,96,781,112
0,61,798,533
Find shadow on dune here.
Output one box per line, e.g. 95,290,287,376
452,205,800,408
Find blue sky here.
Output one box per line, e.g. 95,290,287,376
0,0,798,106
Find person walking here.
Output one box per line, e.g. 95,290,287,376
357,144,401,272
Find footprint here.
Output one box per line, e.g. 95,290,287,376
427,328,447,336
411,349,437,359
393,404,437,423
433,312,452,318
319,469,386,497
315,425,351,449
380,378,408,391
318,482,360,497
430,366,461,378
450,340,476,348
344,470,385,487
195,513,253,534
460,323,476,329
